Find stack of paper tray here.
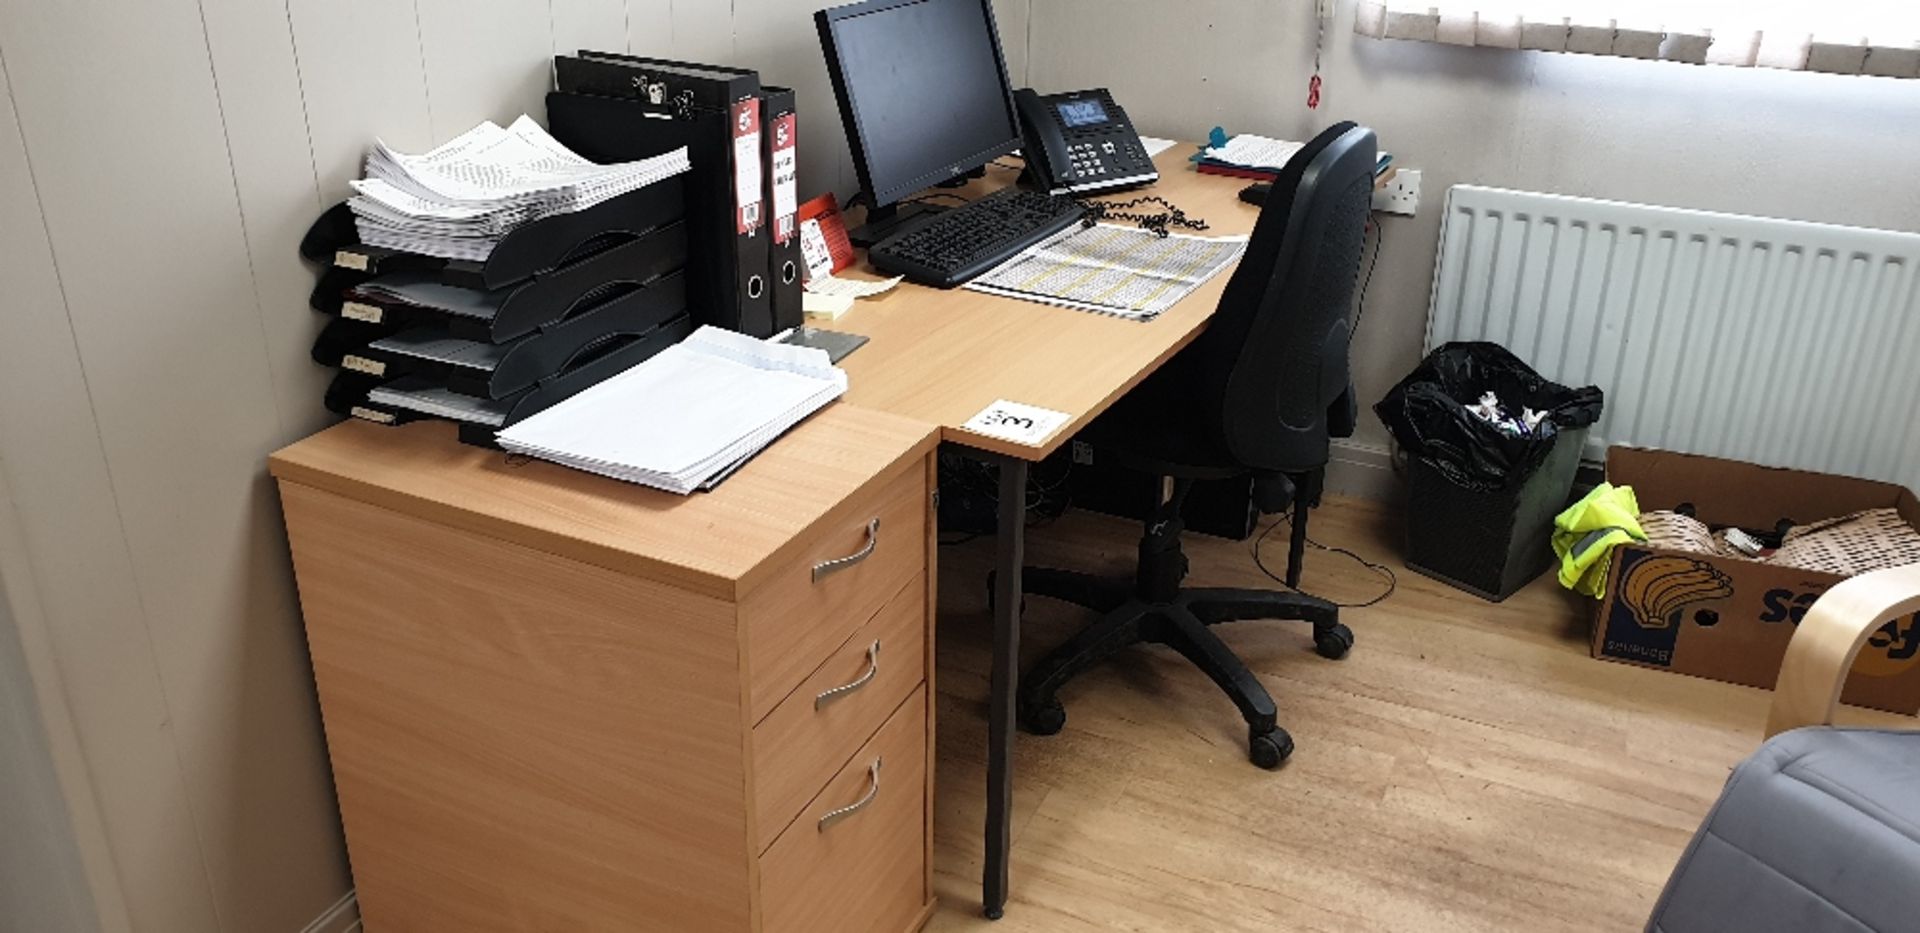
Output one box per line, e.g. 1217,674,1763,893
349,115,690,261
300,116,693,448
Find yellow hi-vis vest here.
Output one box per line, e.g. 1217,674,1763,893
1552,482,1645,597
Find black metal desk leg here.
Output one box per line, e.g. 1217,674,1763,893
982,456,1027,920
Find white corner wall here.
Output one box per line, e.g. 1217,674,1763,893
0,1,1032,930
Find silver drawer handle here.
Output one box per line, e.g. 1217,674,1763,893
815,641,881,709
811,518,880,583
818,758,881,832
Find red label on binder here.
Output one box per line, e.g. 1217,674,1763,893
771,112,799,244
732,98,764,235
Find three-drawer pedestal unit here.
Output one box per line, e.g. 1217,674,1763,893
270,405,939,932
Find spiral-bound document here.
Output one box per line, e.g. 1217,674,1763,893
496,327,847,494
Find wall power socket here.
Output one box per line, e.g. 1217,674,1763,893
1372,168,1421,216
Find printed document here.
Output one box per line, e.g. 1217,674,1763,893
965,224,1247,321
496,327,847,494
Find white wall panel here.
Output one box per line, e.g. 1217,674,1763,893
625,0,676,54
0,0,342,930
194,0,358,925
199,0,332,436
0,27,224,933
668,0,737,62
0,558,102,933
551,0,632,56
288,0,435,199
992,0,1031,85
418,0,554,136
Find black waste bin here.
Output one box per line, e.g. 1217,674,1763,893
1376,342,1604,602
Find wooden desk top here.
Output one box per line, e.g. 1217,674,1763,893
832,143,1258,461
267,406,937,600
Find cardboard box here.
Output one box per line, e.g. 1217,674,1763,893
1590,447,1920,713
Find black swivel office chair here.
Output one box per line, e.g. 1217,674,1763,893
1012,123,1379,769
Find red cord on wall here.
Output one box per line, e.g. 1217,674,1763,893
1307,0,1326,110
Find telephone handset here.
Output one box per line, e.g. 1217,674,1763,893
1013,88,1158,196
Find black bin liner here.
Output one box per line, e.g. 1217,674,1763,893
1375,342,1604,492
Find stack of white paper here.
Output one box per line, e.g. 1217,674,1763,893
1202,134,1305,170
496,327,848,494
348,115,690,261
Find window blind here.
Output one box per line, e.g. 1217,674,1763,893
1353,1,1920,77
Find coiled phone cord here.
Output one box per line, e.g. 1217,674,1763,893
1076,195,1210,239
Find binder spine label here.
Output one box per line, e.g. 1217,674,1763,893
341,354,387,377
771,112,798,244
341,301,385,324
800,219,835,281
732,98,764,235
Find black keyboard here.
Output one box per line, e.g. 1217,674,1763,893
868,188,1087,288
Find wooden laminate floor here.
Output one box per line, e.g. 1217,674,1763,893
923,495,1908,933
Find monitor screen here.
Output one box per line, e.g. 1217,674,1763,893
1056,99,1107,128
819,0,1022,208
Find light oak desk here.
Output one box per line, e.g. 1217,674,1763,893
272,144,1258,929
827,144,1261,918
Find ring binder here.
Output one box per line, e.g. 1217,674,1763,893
762,86,804,333
550,55,776,338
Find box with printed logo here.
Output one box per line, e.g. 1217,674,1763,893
1590,447,1920,714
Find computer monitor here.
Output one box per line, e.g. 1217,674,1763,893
816,0,1023,243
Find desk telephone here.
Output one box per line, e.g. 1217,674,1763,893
1014,88,1158,196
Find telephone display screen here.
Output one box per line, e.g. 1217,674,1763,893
1055,99,1108,128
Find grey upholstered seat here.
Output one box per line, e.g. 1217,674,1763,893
1647,727,1920,933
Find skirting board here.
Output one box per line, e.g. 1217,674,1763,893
1324,439,1400,503
302,892,359,933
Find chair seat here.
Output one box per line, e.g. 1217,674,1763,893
1649,727,1920,933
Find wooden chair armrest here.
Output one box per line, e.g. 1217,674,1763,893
1766,562,1920,737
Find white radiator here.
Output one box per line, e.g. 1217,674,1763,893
1427,185,1920,491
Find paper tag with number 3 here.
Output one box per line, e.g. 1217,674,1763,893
964,400,1070,445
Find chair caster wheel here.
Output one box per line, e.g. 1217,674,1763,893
1313,623,1354,660
1019,697,1066,736
1249,728,1293,769
984,906,1004,920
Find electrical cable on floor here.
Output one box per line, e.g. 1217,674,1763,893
1250,509,1398,608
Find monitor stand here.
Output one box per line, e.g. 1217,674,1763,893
848,201,946,249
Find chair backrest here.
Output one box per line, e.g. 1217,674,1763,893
1185,123,1378,474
